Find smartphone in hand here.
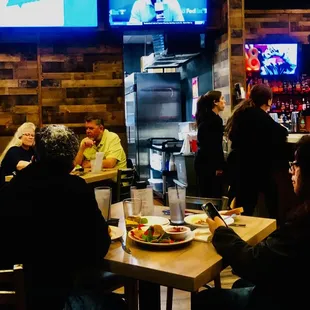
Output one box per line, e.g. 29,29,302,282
201,202,228,227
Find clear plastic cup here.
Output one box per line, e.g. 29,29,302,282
94,186,111,220
168,187,186,224
123,198,142,231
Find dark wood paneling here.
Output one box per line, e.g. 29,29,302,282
245,10,310,43
0,36,126,153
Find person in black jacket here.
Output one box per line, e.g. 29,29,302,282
0,125,125,310
192,135,310,310
194,90,226,198
226,84,290,220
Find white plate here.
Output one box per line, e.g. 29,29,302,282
142,216,170,226
128,228,194,247
109,226,124,241
184,214,234,228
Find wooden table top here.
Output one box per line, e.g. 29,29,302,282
79,169,117,184
104,202,277,292
5,168,118,184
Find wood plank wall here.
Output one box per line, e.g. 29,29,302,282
213,32,230,123
245,10,310,44
229,0,246,110
0,34,126,154
213,0,246,123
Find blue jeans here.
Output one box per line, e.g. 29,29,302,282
192,286,255,310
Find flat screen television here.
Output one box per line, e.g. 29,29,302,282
0,0,98,27
109,0,207,28
245,43,298,76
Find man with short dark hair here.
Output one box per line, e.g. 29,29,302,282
75,115,127,171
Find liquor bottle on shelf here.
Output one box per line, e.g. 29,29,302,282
294,99,299,112
281,100,286,112
288,81,293,94
285,100,290,112
302,98,307,111
283,80,288,93
302,75,307,93
306,98,310,111
276,97,281,111
278,80,284,93
272,81,279,93
292,81,296,94
298,111,307,132
296,80,302,93
289,99,294,112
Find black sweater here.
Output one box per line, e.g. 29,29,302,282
196,111,225,171
228,107,288,172
212,203,310,308
0,146,35,185
0,161,111,310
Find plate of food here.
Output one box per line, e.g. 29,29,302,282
142,216,170,226
109,226,124,241
125,216,170,229
184,214,234,228
128,224,194,247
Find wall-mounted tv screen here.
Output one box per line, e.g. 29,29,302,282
109,0,207,28
0,0,98,27
245,43,298,76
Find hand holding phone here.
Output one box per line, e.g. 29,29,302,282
201,202,228,228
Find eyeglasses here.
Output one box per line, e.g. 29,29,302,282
289,161,299,173
23,133,35,138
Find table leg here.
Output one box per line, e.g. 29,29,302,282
190,291,198,310
124,279,139,310
139,280,161,310
213,274,221,288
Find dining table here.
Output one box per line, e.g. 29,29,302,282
104,202,277,310
5,168,118,184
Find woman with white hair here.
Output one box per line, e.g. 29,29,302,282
0,122,36,185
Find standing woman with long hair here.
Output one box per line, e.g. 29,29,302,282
195,91,226,198
226,84,290,221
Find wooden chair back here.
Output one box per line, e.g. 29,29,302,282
116,168,135,202
0,264,26,310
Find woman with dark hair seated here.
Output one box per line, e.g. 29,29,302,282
192,135,310,310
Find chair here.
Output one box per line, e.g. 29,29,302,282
116,168,135,202
0,264,26,310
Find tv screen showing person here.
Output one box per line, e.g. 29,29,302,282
129,0,184,23
109,0,207,26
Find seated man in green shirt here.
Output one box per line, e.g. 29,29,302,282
75,115,127,172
